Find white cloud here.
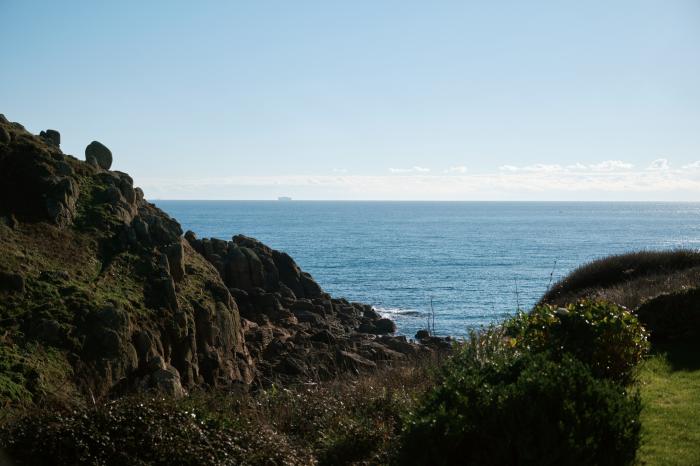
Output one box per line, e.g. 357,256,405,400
389,166,431,173
508,160,634,173
499,164,563,173
135,158,698,200
523,164,564,172
647,158,669,170
682,161,700,170
445,165,468,174
587,160,634,171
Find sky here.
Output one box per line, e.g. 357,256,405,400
1,0,699,200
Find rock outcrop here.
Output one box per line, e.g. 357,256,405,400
40,129,60,147
0,115,253,402
85,140,113,169
0,114,442,405
186,233,435,384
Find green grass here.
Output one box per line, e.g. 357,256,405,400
638,341,700,465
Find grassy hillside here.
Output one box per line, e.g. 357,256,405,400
542,249,700,309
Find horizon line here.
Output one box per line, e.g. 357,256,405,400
149,199,700,203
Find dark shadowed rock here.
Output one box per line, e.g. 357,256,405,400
415,329,430,340
338,350,377,372
85,140,112,169
374,318,396,334
165,241,186,282
40,129,60,147
0,126,10,144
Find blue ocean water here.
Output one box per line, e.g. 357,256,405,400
154,201,700,337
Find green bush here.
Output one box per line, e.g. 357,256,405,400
396,349,642,466
0,361,438,465
505,300,649,384
0,396,314,465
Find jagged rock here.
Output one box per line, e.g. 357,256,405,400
40,129,60,147
46,177,80,227
420,336,453,350
415,329,430,340
165,241,186,282
137,357,187,398
151,365,186,398
363,307,382,320
0,122,80,226
85,140,112,169
337,350,377,372
380,335,423,355
148,275,178,310
374,318,396,334
0,126,10,144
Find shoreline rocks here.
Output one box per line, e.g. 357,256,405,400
186,232,449,384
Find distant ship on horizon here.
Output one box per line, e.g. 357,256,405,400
277,196,292,201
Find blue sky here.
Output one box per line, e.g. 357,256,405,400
2,1,699,200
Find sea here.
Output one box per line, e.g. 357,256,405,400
154,201,700,338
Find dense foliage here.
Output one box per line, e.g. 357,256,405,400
0,362,436,466
397,342,642,466
0,396,315,466
504,300,649,384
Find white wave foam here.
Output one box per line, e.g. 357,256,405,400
373,306,423,317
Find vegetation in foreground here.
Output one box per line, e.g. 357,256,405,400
397,331,642,466
2,248,699,464
0,360,437,466
1,300,650,465
637,341,700,466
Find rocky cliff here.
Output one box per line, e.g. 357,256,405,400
0,115,434,405
186,232,436,384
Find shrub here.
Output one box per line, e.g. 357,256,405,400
395,351,642,466
0,396,314,465
635,288,700,343
0,361,439,465
504,300,649,384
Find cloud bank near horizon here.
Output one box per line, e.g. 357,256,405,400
136,159,700,201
